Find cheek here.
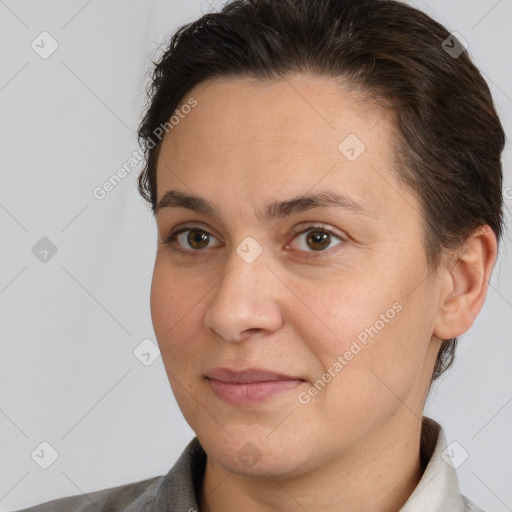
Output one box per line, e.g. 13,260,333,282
291,275,404,356
296,266,433,394
150,261,211,420
150,258,206,358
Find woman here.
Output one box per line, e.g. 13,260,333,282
16,0,505,510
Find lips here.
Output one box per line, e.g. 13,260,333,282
206,367,303,383
205,367,305,406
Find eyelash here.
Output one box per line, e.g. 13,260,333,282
162,223,345,258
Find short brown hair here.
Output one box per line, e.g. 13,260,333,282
137,0,505,380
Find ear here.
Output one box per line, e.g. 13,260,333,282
433,226,498,340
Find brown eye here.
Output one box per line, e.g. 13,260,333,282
165,227,222,252
187,230,210,249
288,225,344,254
306,231,332,251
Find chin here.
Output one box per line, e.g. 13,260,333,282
210,444,308,478
196,425,320,479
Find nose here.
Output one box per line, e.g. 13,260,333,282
203,245,283,342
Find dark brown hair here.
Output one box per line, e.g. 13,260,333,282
137,0,505,380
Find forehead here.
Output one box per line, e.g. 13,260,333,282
155,74,418,225
160,74,386,161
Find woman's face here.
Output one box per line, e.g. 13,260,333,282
151,74,445,477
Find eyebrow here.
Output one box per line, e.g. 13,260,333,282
154,189,369,221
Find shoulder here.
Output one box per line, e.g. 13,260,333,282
462,494,486,512
12,437,205,512
12,475,163,512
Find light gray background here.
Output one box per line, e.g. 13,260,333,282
0,0,511,510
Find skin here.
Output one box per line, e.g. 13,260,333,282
150,74,497,512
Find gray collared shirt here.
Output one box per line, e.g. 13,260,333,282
14,417,484,512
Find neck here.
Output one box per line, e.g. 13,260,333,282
199,412,424,512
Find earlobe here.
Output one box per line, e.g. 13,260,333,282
433,226,498,340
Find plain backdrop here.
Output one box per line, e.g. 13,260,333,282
0,0,511,510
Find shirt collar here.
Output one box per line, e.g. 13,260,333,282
153,416,466,512
401,416,466,511
153,435,206,511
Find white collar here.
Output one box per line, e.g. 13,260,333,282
400,417,478,511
